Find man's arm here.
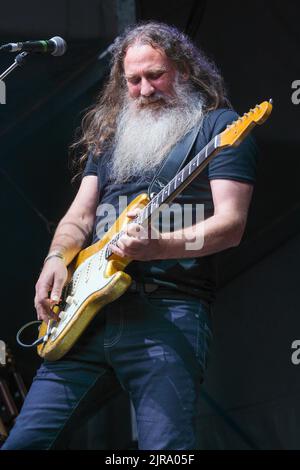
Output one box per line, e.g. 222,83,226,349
110,179,253,260
35,175,99,322
161,179,254,258
47,175,99,264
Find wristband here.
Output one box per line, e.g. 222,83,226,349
44,251,65,265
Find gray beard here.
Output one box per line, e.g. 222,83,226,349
109,82,205,184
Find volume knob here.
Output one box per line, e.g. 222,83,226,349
59,311,66,321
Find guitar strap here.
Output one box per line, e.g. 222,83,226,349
147,118,203,198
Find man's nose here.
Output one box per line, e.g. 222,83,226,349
140,78,155,97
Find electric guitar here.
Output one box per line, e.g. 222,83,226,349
38,100,273,360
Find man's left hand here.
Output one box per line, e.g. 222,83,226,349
109,209,164,261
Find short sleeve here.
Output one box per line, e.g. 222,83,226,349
205,109,258,184
82,151,98,178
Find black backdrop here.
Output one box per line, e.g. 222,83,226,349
0,0,300,449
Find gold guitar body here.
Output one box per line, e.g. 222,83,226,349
37,193,150,361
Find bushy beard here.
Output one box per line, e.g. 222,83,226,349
109,78,205,184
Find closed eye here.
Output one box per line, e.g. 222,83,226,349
127,77,141,85
126,70,166,85
147,71,166,80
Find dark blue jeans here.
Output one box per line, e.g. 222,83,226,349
2,291,213,450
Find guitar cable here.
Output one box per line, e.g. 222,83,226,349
16,320,53,348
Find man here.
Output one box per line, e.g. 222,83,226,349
2,22,257,450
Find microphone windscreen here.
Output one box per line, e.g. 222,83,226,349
50,36,67,56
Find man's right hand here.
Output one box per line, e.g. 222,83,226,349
34,258,68,323
33,175,99,324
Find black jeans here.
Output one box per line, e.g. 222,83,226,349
2,291,213,450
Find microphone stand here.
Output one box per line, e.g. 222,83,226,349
0,51,30,80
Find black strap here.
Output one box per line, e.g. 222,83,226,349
147,119,203,198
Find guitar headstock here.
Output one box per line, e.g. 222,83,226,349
219,100,273,148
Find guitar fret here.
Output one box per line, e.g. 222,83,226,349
143,205,148,222
157,191,163,205
149,200,156,216
152,197,159,209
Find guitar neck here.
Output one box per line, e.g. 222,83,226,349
136,134,221,225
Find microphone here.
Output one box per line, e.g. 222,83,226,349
0,36,67,56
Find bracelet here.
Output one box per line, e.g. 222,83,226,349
43,251,66,265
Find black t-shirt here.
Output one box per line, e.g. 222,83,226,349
82,108,258,303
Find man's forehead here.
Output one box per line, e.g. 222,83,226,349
124,44,171,74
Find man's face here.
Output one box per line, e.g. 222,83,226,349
123,44,178,108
